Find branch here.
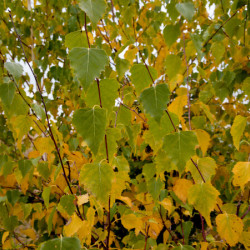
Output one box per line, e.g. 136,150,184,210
241,205,250,219
203,8,242,48
9,11,83,221
120,102,146,122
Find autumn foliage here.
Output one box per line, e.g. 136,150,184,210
0,0,249,249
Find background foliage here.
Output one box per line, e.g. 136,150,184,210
0,0,249,249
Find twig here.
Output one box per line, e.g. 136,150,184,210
200,212,207,242
144,224,150,250
243,0,248,46
110,0,115,22
241,205,250,219
84,13,90,48
120,102,146,122
165,110,177,132
9,10,83,221
203,8,241,47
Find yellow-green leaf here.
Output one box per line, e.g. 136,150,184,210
188,183,219,227
230,115,247,150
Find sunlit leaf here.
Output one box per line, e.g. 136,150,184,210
40,237,81,250
232,162,250,190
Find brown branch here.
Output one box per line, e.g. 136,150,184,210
144,224,150,250
241,205,250,219
84,13,90,48
9,11,83,221
200,212,207,242
165,110,177,132
203,8,242,47
120,102,146,122
110,0,115,22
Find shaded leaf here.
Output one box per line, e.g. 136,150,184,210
59,195,75,216
165,54,182,80
0,82,15,107
163,24,181,47
175,2,195,21
40,237,81,250
5,62,23,80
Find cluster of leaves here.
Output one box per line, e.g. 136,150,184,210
0,0,249,249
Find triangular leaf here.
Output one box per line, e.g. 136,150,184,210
175,2,195,21
72,107,106,155
65,30,88,49
232,162,250,191
68,48,108,90
163,131,198,173
140,84,170,122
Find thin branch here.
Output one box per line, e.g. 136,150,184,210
200,212,207,242
165,110,177,132
243,0,248,46
84,13,90,48
110,0,115,22
203,8,241,47
241,205,250,219
9,11,83,221
220,0,224,13
120,102,146,122
144,224,150,250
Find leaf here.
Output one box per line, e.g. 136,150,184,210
40,237,81,250
64,214,84,237
148,178,164,201
216,213,243,246
48,206,56,235
4,62,23,80
115,57,130,79
3,216,19,232
68,48,108,90
121,213,143,231
6,190,20,206
230,115,247,150
140,84,170,123
232,162,250,190
163,24,181,47
173,245,195,250
130,64,158,94
59,195,75,216
195,129,210,156
72,107,106,155
175,2,195,21
186,157,217,184
173,179,193,204
163,131,198,173
78,0,106,25
18,159,33,178
65,30,88,49
85,79,119,112
31,103,46,123
42,187,51,209
0,82,15,107
80,162,113,204
188,183,219,227
165,54,182,80
168,95,188,120
211,42,225,65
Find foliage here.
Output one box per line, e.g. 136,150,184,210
0,0,249,249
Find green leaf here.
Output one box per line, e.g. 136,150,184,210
85,79,119,112
48,206,57,235
78,0,106,25
115,57,130,79
42,186,51,209
163,131,198,173
175,2,195,21
186,157,217,184
140,84,170,123
0,82,15,107
188,183,219,227
21,203,32,219
230,115,247,150
80,162,113,204
6,190,20,206
65,30,88,49
40,237,81,250
148,178,163,201
4,62,23,80
163,24,181,47
3,216,19,232
211,42,225,64
165,54,182,80
59,195,75,216
130,64,158,94
31,103,46,123
18,159,33,178
72,107,106,155
68,48,108,90
37,162,50,180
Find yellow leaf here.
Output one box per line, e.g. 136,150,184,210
2,231,9,245
77,194,89,206
239,231,250,250
159,198,173,214
20,228,36,241
199,101,215,124
230,115,247,150
173,179,193,203
121,213,143,231
232,162,250,191
200,242,209,250
163,230,169,244
168,95,188,120
64,213,84,237
34,137,54,155
216,213,243,246
124,47,137,65
188,183,219,227
195,129,210,156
